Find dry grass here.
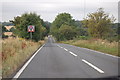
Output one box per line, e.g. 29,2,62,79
2,38,44,78
60,39,119,57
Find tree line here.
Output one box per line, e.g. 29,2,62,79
50,8,118,42
2,8,119,42
3,13,50,42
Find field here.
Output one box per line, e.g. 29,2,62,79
60,39,119,57
2,38,44,77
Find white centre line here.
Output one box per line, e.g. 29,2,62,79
64,48,68,51
60,47,63,48
56,45,63,48
57,45,77,57
69,51,77,57
82,59,104,74
57,45,60,47
13,44,45,78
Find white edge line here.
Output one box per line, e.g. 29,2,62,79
13,44,45,78
82,59,104,74
69,51,77,57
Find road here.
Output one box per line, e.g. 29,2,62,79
15,36,119,78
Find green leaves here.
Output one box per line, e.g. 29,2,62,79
11,13,48,42
59,25,77,40
51,13,89,41
82,8,115,39
51,13,78,41
52,13,74,28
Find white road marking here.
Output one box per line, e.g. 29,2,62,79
57,45,60,47
57,44,77,57
60,47,63,48
82,59,104,74
56,45,63,48
69,51,77,57
13,44,45,78
64,48,68,51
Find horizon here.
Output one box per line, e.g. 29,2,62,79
0,0,119,23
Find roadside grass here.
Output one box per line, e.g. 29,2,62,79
2,38,44,77
60,39,119,57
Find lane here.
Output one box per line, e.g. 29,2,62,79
19,37,90,78
16,36,119,78
58,43,119,77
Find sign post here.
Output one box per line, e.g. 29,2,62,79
28,25,35,39
30,32,32,39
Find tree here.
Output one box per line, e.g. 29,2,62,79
2,25,8,38
43,21,51,35
58,25,77,41
51,13,78,41
51,13,75,29
82,8,116,39
11,13,46,42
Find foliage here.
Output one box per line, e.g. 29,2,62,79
52,13,75,29
2,38,44,77
2,25,8,38
61,39,118,56
51,13,83,41
82,8,116,39
59,25,77,41
11,13,47,42
43,21,51,35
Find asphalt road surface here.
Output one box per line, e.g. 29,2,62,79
17,36,119,78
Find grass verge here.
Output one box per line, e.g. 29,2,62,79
60,39,119,57
2,38,44,78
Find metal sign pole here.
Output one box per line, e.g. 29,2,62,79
30,32,32,39
28,25,35,40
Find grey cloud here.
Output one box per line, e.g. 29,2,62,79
1,1,118,22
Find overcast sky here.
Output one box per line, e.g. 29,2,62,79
0,0,119,22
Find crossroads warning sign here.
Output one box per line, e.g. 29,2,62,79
28,25,35,32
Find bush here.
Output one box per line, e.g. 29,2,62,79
2,38,44,77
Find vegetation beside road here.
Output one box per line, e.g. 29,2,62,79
60,38,119,57
51,8,118,42
2,13,49,78
1,7,119,78
51,8,119,57
2,38,44,77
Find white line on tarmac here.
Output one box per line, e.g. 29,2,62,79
69,51,77,57
57,44,77,57
82,59,104,74
13,44,45,78
64,48,68,51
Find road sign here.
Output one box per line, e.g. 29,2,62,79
28,25,35,32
